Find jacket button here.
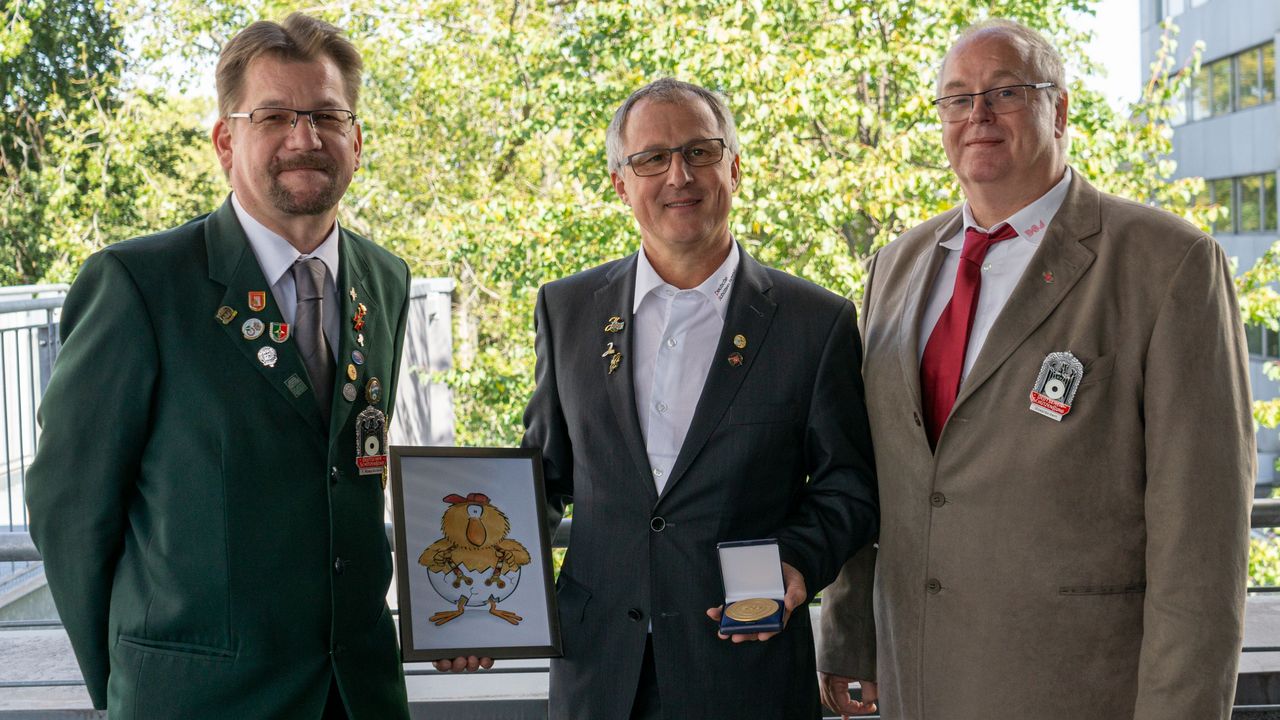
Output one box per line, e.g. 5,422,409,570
930,492,946,507
650,516,666,532
926,578,942,594
627,608,643,621
334,558,345,575
913,412,922,427
330,466,340,484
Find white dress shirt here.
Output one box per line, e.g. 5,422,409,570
918,168,1073,382
232,193,341,362
632,243,739,495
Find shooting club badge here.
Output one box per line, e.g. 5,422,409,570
1029,351,1084,421
355,406,388,477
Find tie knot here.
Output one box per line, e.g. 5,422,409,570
291,257,327,302
961,224,1018,264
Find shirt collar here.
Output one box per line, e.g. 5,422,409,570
945,167,1073,250
232,192,341,287
633,242,740,320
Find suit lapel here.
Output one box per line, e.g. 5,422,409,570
593,255,659,504
206,198,327,437
897,212,958,415
659,248,776,503
331,230,372,440
952,172,1100,412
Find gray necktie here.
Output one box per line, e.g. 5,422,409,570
291,258,334,421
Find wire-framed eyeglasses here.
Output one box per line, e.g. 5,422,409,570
932,83,1056,123
624,138,727,177
226,107,358,135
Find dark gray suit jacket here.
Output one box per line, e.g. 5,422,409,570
523,245,878,719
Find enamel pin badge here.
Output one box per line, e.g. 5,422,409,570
248,291,267,312
1029,351,1084,421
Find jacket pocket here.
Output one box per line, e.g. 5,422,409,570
728,402,798,425
1078,354,1116,386
1058,581,1146,596
117,635,235,662
556,574,592,626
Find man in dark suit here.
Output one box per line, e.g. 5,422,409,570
26,13,411,719
817,19,1253,720
519,78,878,719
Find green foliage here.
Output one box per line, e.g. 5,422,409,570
1250,531,1280,587
1,0,1271,453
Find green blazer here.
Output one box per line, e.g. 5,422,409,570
27,199,412,719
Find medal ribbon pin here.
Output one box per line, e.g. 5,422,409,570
602,342,622,375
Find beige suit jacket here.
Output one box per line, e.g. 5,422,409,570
818,171,1254,719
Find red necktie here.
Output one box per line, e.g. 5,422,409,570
920,224,1018,447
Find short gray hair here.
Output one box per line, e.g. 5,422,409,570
605,78,740,175
939,19,1066,98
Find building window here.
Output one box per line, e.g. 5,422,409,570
1180,42,1276,124
1237,44,1276,110
1247,323,1265,356
1203,173,1279,235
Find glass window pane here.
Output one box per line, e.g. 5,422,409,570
1264,43,1276,105
1192,66,1212,121
1265,173,1277,232
1238,49,1261,109
1247,323,1265,355
1241,175,1262,232
1167,0,1185,17
1268,326,1280,358
1210,59,1233,115
1212,178,1234,233
1169,83,1187,126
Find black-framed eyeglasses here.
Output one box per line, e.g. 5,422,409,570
932,83,1056,123
624,138,727,177
226,107,358,135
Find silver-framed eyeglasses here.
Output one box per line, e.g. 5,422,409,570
226,107,358,135
625,138,727,177
932,83,1056,122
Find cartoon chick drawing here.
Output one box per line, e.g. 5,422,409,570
419,492,532,626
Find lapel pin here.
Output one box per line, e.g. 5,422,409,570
257,346,278,368
1029,351,1083,421
242,318,265,340
248,291,267,312
342,382,357,402
269,322,290,343
352,303,368,332
215,306,237,325
727,352,743,367
604,316,626,333
366,377,382,404
1043,271,1055,284
733,334,747,349
602,342,617,357
349,287,357,302
356,332,365,347
351,350,365,365
347,363,358,381
608,353,623,374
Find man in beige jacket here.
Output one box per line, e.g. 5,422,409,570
817,18,1255,720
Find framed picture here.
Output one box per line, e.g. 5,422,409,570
389,446,562,661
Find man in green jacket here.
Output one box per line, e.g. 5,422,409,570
26,13,411,719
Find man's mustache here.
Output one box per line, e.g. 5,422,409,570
271,154,337,175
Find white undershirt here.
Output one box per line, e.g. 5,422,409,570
232,193,341,362
918,168,1072,382
632,243,739,495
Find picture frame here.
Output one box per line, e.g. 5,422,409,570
389,446,562,661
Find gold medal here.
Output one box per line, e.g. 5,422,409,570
724,598,779,623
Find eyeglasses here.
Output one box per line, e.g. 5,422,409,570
226,107,358,135
932,83,1056,123
625,138,727,177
